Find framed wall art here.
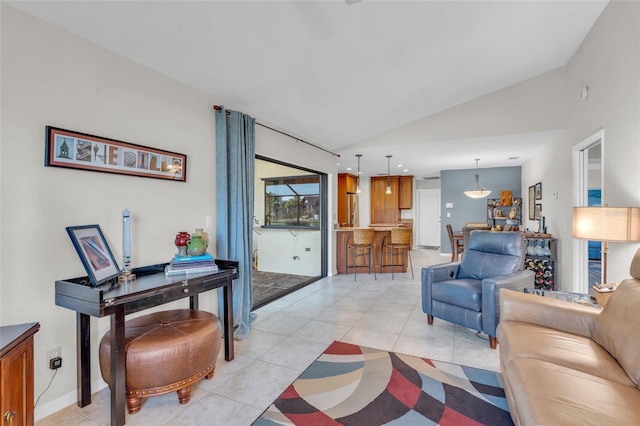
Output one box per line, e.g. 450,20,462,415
66,225,120,286
45,126,187,182
528,185,536,220
535,182,542,200
535,204,543,221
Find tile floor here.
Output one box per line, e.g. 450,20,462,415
36,248,501,426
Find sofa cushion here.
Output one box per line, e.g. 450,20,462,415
431,279,482,311
592,279,640,386
498,321,635,387
504,358,640,426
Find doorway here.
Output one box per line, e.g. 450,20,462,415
573,130,603,293
417,188,441,248
252,156,327,309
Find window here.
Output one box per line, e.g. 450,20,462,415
263,175,320,228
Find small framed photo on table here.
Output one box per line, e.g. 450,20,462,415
66,225,120,286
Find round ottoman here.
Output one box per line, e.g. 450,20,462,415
99,309,222,414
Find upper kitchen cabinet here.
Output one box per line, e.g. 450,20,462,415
370,175,413,224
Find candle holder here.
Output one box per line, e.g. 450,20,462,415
119,209,136,282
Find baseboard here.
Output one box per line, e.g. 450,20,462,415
35,379,107,422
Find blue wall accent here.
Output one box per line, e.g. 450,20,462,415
440,166,521,252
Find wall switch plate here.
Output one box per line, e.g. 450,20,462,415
445,202,453,208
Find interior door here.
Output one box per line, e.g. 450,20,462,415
417,188,441,247
573,131,603,293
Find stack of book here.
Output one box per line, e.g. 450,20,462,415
165,253,218,276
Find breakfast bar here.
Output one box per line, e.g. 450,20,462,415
335,225,411,274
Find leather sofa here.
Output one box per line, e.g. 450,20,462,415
497,249,640,425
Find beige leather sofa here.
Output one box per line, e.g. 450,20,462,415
497,250,640,426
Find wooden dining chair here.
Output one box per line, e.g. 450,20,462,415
446,224,463,262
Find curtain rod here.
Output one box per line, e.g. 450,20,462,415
213,105,340,158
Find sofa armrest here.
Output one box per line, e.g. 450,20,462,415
498,288,599,338
421,263,460,314
481,269,535,337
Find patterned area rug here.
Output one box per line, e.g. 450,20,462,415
253,341,514,426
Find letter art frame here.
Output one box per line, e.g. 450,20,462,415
45,126,186,182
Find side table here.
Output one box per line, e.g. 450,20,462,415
523,287,600,308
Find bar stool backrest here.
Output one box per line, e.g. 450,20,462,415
353,228,375,245
391,227,411,245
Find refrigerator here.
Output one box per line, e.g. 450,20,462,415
346,193,360,227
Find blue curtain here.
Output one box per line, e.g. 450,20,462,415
215,106,255,340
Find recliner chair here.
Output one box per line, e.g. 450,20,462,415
421,230,534,348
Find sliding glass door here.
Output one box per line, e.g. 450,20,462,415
252,156,327,309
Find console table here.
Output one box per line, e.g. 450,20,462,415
55,259,238,426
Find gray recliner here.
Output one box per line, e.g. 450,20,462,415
421,230,534,349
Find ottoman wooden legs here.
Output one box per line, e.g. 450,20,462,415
99,309,222,414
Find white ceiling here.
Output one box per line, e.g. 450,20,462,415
9,0,608,178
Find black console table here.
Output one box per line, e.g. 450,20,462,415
55,259,238,426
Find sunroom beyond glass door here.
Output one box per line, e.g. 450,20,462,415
252,157,326,309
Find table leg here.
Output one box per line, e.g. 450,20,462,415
223,278,234,361
76,313,91,407
110,305,126,426
189,294,199,310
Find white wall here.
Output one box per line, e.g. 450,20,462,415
521,0,640,291
0,5,337,419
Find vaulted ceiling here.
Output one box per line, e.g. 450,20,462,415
9,1,609,177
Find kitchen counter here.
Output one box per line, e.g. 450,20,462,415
335,225,412,275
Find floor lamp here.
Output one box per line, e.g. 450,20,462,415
572,206,640,285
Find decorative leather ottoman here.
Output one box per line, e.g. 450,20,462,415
99,309,221,414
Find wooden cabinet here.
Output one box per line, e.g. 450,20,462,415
0,323,40,426
398,176,413,209
370,175,413,224
337,173,358,226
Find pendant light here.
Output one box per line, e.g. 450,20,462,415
464,158,492,198
385,155,392,195
355,154,362,194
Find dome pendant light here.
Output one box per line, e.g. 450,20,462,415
464,159,492,199
385,155,392,195
355,154,362,194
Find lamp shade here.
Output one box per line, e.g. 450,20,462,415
572,207,640,242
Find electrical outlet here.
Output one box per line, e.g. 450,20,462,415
47,346,61,362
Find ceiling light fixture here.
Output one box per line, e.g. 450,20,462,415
464,159,492,199
355,154,362,194
386,155,392,195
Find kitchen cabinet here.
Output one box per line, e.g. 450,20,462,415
370,175,413,224
337,173,358,226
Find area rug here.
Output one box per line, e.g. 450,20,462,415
253,341,513,426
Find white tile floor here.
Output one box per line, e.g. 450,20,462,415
36,248,501,426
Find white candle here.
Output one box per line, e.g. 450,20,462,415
123,209,131,269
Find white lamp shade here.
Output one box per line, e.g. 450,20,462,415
573,207,640,242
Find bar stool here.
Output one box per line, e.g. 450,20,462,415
345,228,377,281
381,227,414,279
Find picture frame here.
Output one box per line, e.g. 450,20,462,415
45,126,187,182
66,225,120,286
535,204,542,221
535,182,542,200
528,185,536,220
